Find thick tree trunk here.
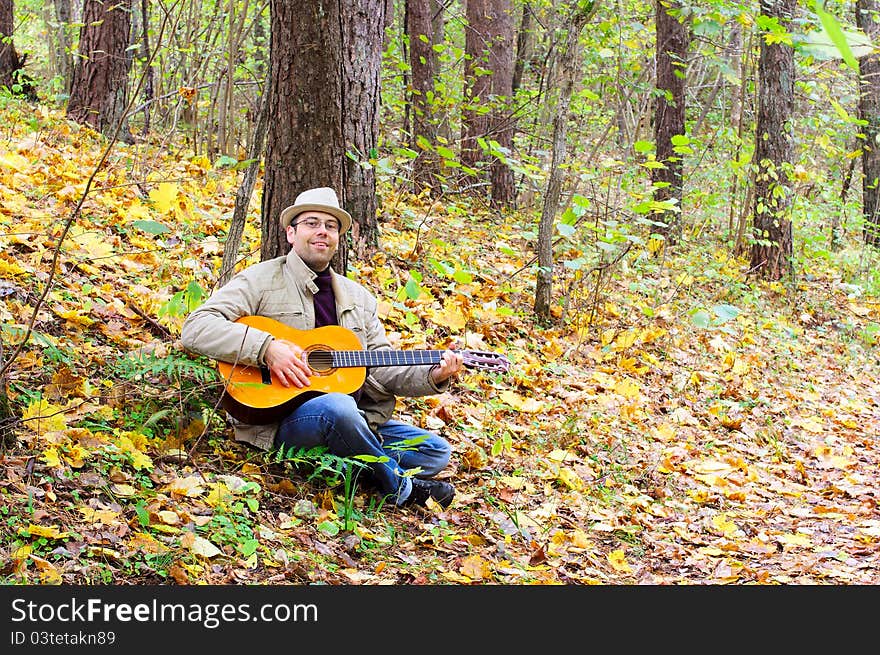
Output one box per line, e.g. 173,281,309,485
407,0,442,195
857,0,880,248
262,0,344,261
652,0,688,246
749,0,795,280
263,0,383,273
66,0,134,143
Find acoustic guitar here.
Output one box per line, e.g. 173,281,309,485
216,315,510,424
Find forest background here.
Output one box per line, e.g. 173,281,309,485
0,0,878,586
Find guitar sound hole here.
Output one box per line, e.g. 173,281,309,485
305,349,333,373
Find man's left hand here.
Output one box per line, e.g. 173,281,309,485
430,349,464,384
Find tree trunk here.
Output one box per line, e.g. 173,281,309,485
461,0,516,207
652,0,688,246
406,0,442,195
512,2,533,93
534,2,596,322
50,0,75,95
66,0,134,143
263,0,383,273
749,0,795,280
857,0,880,248
0,0,36,100
461,0,492,179
340,0,385,266
487,0,516,209
262,0,344,262
137,0,154,136
219,73,270,287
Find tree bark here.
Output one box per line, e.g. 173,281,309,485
749,0,795,280
0,0,36,100
340,0,385,265
219,73,270,287
461,0,517,209
66,0,134,143
857,0,880,248
406,0,442,195
652,0,688,246
262,0,344,262
263,0,383,273
534,2,597,322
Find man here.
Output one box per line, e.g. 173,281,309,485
181,187,461,508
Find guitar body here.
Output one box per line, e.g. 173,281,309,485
217,317,366,424
214,315,509,424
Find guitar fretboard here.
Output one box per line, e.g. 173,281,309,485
309,349,445,370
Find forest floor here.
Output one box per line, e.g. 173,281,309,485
1,101,879,586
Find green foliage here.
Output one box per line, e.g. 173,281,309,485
159,280,206,318
111,348,216,386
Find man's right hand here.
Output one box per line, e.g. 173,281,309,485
263,339,312,388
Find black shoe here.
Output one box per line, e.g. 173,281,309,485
403,478,455,509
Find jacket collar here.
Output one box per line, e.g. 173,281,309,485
284,250,354,311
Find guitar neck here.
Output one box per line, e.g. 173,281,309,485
321,349,445,369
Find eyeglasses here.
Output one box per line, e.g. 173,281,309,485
291,217,340,232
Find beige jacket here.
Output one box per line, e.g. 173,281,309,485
180,250,447,450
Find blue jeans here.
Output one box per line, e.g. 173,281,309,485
275,392,451,505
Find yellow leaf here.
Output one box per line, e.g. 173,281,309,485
62,443,88,468
429,302,467,331
157,510,181,525
79,507,119,524
189,535,222,558
499,390,545,413
163,475,206,497
0,257,26,276
689,459,735,476
111,483,137,497
30,556,62,584
570,530,594,549
778,532,812,547
613,330,638,350
607,549,632,573
798,416,824,433
712,514,738,537
206,482,234,507
129,532,170,554
548,449,577,462
22,399,67,433
21,524,69,539
459,555,491,580
150,182,179,214
73,230,114,259
613,378,641,399
556,467,584,490
0,152,29,171
42,447,61,468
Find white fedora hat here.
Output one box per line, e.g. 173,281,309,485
279,187,352,234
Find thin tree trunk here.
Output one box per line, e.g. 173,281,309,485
218,73,270,287
534,2,598,322
749,0,795,279
857,0,880,248
652,0,688,246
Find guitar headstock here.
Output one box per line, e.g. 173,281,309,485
462,350,510,373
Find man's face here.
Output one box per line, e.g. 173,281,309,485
286,210,340,271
